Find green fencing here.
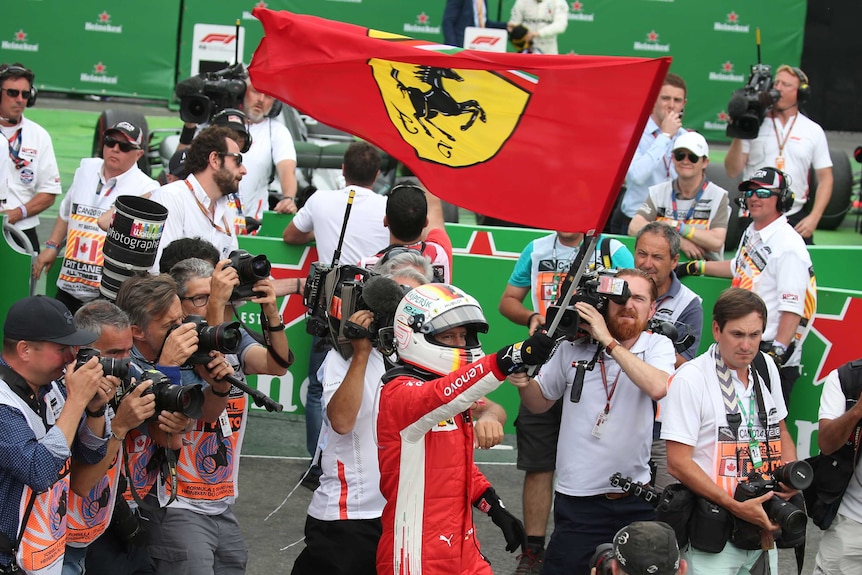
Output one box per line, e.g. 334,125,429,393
231,217,862,458
3,1,806,141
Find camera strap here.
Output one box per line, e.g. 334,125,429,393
235,309,294,369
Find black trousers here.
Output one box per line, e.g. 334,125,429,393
291,516,382,575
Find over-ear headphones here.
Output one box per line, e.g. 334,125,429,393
0,64,37,107
789,66,810,104
773,168,795,213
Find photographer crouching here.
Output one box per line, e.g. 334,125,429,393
590,521,687,575
508,268,675,575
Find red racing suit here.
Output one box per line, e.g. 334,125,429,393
375,354,507,575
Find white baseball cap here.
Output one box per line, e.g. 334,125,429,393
672,131,708,158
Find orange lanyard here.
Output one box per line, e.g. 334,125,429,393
185,179,231,237
771,112,798,157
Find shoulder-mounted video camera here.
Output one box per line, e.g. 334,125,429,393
227,249,271,300
543,269,631,342
174,63,247,125
726,63,780,140
304,263,405,359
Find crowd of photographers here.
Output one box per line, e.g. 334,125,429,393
1,52,860,575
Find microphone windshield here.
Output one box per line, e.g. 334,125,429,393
363,275,406,318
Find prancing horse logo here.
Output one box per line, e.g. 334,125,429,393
370,59,531,168
391,66,486,142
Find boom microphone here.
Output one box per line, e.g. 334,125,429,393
727,93,749,119
362,275,407,317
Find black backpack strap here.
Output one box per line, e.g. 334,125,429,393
838,359,862,461
751,352,772,428
599,237,613,269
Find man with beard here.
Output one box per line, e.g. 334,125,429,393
151,125,247,272
509,269,674,575
177,75,297,222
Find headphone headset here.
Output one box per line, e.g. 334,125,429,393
0,64,37,108
774,169,795,213
789,66,810,104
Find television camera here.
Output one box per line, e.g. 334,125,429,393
174,63,247,125
725,29,780,140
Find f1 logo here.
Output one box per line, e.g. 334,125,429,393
471,36,500,46
200,33,237,44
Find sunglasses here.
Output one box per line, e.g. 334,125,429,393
2,88,32,100
219,152,243,166
672,150,701,163
743,188,777,199
103,135,139,153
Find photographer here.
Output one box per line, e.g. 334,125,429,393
498,231,632,574
151,126,246,271
0,296,108,574
66,301,157,575
114,273,248,574
32,121,159,314
591,521,687,575
812,358,862,574
177,72,298,221
724,65,832,244
662,288,799,574
377,282,554,575
509,268,674,575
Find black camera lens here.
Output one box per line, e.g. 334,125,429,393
101,357,131,380
765,496,807,535
198,323,241,355
75,347,101,369
772,461,813,491
152,382,204,420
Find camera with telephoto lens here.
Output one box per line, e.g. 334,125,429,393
174,314,242,366
174,63,247,125
543,269,631,342
726,64,781,140
113,369,204,420
590,543,615,575
227,249,271,300
647,318,696,354
733,461,813,536
75,347,132,384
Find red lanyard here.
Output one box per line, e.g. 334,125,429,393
185,179,232,237
771,111,798,157
598,354,622,413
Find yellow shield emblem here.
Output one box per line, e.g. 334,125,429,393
370,60,531,167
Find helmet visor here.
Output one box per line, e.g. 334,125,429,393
420,304,488,335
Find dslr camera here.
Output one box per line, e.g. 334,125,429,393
733,461,813,538
175,314,242,366
174,63,247,125
726,64,780,140
543,269,631,342
227,249,271,300
75,347,132,384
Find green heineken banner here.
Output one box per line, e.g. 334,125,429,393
1,0,179,100
3,0,805,141
236,215,861,458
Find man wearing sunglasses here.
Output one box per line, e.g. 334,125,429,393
629,131,730,262
681,167,816,406
32,122,159,314
152,125,247,272
0,63,61,252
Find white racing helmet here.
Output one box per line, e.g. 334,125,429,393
393,283,488,376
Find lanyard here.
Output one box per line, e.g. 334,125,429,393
771,111,798,157
185,179,232,237
95,179,114,198
670,178,708,222
598,354,622,413
6,128,29,170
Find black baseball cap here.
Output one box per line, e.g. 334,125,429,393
168,149,188,178
104,121,143,149
613,521,680,575
4,296,97,346
738,166,787,192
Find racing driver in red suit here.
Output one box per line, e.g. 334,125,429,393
375,283,555,574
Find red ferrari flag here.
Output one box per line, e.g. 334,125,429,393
249,8,670,232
